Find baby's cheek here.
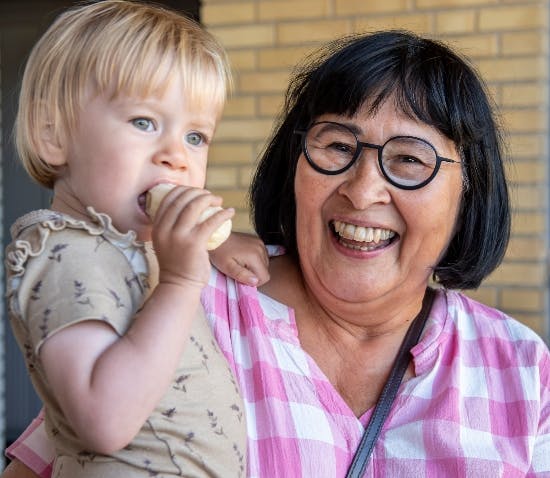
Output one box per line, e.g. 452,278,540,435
191,169,208,189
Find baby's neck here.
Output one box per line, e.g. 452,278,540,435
50,194,91,223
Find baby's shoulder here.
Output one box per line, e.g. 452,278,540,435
6,209,138,279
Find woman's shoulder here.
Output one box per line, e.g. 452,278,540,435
258,252,313,319
442,288,549,361
206,245,296,300
203,248,298,327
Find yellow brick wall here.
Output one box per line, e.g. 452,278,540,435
201,0,550,340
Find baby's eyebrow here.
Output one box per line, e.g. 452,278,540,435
188,118,216,132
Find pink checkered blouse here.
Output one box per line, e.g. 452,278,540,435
7,253,550,477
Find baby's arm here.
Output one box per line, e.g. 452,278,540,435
209,231,270,286
40,188,232,454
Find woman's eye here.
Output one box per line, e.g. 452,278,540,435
400,155,421,163
185,131,206,146
131,118,155,132
392,155,429,168
329,142,354,155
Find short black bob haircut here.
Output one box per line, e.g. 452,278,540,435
250,30,510,290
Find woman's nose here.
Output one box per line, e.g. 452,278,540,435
337,149,391,209
153,134,188,170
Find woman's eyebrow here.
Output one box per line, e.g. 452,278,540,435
342,122,362,136
320,118,362,135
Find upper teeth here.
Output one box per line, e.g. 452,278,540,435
333,221,395,243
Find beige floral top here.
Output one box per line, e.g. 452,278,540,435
5,208,246,477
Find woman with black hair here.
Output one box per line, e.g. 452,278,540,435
6,30,549,478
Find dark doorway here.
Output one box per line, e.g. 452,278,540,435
0,0,200,449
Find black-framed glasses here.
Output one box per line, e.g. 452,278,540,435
294,121,461,190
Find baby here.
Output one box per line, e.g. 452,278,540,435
5,1,266,476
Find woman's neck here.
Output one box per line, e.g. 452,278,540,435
261,254,426,339
260,254,429,416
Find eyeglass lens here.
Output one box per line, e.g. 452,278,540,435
304,122,440,187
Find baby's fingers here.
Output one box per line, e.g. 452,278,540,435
243,257,270,286
223,259,267,287
154,187,215,229
196,207,234,250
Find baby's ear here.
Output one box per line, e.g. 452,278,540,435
36,123,67,166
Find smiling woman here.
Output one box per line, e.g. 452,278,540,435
253,31,510,292
243,30,548,476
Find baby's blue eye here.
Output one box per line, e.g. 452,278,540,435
132,118,154,131
186,132,205,146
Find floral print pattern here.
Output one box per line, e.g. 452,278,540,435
6,208,246,477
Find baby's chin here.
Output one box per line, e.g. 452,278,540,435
134,226,153,243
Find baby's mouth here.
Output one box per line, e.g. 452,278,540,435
331,220,396,251
137,192,148,214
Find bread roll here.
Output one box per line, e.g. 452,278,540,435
146,183,232,250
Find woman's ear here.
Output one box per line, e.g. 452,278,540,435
36,123,67,166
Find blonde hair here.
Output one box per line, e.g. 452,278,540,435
16,0,232,188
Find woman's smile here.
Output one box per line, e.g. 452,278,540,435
331,220,396,252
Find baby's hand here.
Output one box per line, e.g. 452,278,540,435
147,183,232,250
209,232,270,286
149,186,235,289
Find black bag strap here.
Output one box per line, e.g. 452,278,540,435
345,288,436,478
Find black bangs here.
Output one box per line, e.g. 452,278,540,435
395,37,497,149
294,31,493,150
292,33,404,122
